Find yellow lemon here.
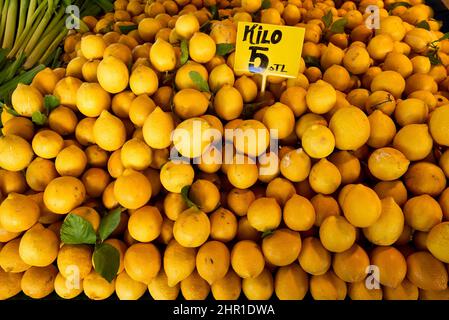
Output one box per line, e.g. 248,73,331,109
128,206,163,242
76,82,111,117
305,80,337,114
247,197,281,232
0,135,33,172
43,176,86,214
231,240,264,279
19,224,59,267
160,161,195,193
196,241,230,285
114,169,152,210
262,229,302,266
97,56,129,94
329,106,370,151
11,84,44,117
368,147,410,181
93,110,126,151
342,184,382,227
189,32,216,63
173,207,210,248
150,38,177,72
124,243,161,284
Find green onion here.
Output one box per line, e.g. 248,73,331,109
3,0,18,49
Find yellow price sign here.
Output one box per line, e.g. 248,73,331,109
234,22,305,79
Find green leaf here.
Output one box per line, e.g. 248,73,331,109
119,24,138,34
93,243,120,283
387,1,412,11
4,106,19,116
44,95,60,113
427,50,441,65
60,213,97,245
303,55,321,68
330,18,347,34
181,185,198,209
209,5,218,20
322,10,333,28
216,43,235,56
31,111,47,126
200,21,212,33
261,0,271,9
180,40,189,65
437,32,449,42
262,230,274,238
416,20,430,31
189,71,210,92
98,207,122,242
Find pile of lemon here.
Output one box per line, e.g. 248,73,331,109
0,0,449,301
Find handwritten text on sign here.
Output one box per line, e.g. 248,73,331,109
234,22,305,78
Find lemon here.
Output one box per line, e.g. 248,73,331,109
0,194,39,233
333,244,369,283
138,18,161,42
348,281,383,300
160,161,195,193
384,279,419,300
211,269,241,300
0,269,22,300
366,110,396,148
25,158,58,192
404,162,446,196
31,67,60,95
188,179,220,213
93,110,126,151
2,116,34,141
174,88,209,119
209,63,235,92
0,135,33,172
57,244,92,280
48,106,78,136
310,271,347,300
323,65,351,92
227,188,255,217
429,104,449,146
302,124,335,159
209,208,238,242
319,216,356,253
80,35,106,60
329,106,370,151
31,130,64,159
180,270,210,300
148,270,180,300
368,147,410,181
367,34,394,60
404,195,442,232
342,184,382,228
120,138,153,171
262,229,301,266
129,94,156,127
83,270,116,300
406,251,448,292
124,243,161,284
189,32,216,63
309,159,341,195
234,76,258,104
149,38,176,72
83,167,110,197
321,42,345,70
54,77,82,110
21,265,58,299
227,156,259,189
0,238,30,273
173,117,213,159
175,61,209,90
427,222,449,263
97,56,129,94
265,177,295,206
247,197,281,232
115,271,147,300
164,239,196,287
54,272,83,299
11,84,44,117
262,102,295,139
371,70,405,99
214,85,243,120
231,240,264,279
175,14,199,39
128,206,162,242
129,65,159,96
55,145,87,177
173,207,210,248
306,80,337,114
394,98,428,126
76,82,111,117
19,224,59,267
274,264,308,300
114,169,152,210
363,197,404,245
279,148,311,182
196,241,230,285
242,268,273,300
343,45,370,74
234,119,270,157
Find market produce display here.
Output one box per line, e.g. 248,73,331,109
0,0,449,301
